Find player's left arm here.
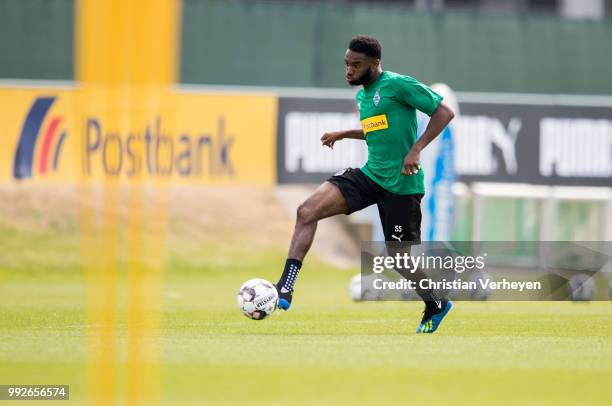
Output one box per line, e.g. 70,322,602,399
402,102,455,176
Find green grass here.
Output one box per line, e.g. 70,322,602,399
0,187,611,406
1,257,612,406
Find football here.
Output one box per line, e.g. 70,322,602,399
349,273,389,301
236,278,279,320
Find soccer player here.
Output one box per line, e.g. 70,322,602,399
275,35,455,334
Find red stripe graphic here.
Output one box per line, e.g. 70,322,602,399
38,117,63,174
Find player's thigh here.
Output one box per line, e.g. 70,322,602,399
327,168,378,215
378,193,423,242
299,181,348,221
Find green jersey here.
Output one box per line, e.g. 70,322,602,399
356,71,442,195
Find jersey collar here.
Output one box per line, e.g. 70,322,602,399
363,70,386,92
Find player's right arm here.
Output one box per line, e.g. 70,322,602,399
321,129,365,149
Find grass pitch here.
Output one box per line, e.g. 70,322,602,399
0,186,611,405
1,257,612,406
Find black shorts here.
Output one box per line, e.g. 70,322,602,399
327,168,423,242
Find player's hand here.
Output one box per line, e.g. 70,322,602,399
321,132,342,149
402,149,421,176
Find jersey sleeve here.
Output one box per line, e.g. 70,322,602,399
395,75,443,116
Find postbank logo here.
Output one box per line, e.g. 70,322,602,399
13,97,67,179
5,89,276,185
84,116,234,178
361,114,388,134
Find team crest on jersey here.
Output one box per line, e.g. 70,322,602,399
373,89,380,106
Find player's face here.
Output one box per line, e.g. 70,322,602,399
344,50,377,86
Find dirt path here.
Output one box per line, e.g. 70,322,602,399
0,184,359,269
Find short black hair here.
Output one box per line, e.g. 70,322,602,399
348,35,382,59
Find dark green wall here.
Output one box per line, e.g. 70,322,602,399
0,0,74,80
1,0,611,95
181,0,612,94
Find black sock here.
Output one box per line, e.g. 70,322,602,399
418,289,442,312
277,258,302,293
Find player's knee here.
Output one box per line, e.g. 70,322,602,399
296,202,317,225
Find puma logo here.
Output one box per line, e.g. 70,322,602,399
391,234,403,242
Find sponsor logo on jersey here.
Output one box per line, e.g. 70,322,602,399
361,114,388,134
